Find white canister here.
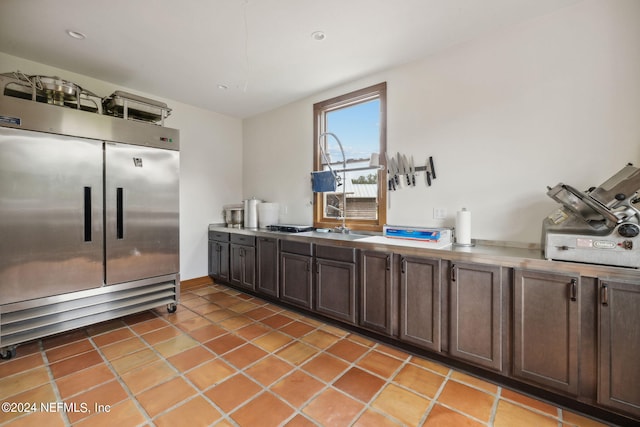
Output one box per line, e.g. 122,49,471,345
244,198,262,229
258,203,280,229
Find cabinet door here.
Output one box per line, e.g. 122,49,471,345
257,237,279,297
513,269,579,395
218,242,230,282
280,252,313,309
242,245,256,289
230,244,255,290
360,250,394,335
399,256,441,351
208,241,218,277
230,244,242,286
598,279,640,417
315,258,357,324
208,241,229,282
450,263,502,371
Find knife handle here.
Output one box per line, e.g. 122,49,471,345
426,171,432,186
429,156,436,179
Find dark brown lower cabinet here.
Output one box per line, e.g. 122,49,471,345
208,231,230,283
208,240,230,282
598,278,640,418
229,243,255,290
399,256,441,351
256,236,279,297
315,257,357,324
513,269,579,395
280,241,313,309
314,245,357,325
449,262,503,371
360,250,395,335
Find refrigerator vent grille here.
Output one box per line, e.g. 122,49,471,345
0,281,178,348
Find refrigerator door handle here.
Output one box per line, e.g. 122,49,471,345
116,187,124,239
83,186,92,242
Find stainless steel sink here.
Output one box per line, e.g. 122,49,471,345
294,231,371,241
357,235,453,249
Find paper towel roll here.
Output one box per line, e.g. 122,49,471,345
258,203,280,229
244,198,262,229
456,208,472,245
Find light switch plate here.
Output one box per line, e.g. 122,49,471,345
433,208,447,219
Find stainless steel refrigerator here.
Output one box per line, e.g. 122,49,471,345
0,76,180,359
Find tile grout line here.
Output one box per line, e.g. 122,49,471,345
262,331,379,426
87,316,164,426
183,285,591,427
192,307,316,425
158,296,245,426
41,339,73,427
489,385,503,426
201,284,489,427
200,288,576,425
228,318,359,425
418,368,455,426
83,306,223,426
348,348,418,427
164,290,339,426
1,283,611,427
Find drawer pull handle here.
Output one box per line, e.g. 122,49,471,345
569,278,577,302
601,284,609,306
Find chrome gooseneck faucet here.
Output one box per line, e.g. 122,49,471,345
318,132,349,234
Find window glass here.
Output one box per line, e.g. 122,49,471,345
313,83,387,231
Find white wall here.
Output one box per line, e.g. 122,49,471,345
243,0,640,244
0,52,243,280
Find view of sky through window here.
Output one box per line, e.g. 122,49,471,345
325,99,380,163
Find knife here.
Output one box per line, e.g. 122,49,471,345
396,152,407,188
429,156,436,180
402,154,412,186
391,156,402,188
385,153,395,191
425,157,432,186
409,155,416,186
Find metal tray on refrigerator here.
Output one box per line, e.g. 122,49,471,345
103,90,171,125
1,72,103,114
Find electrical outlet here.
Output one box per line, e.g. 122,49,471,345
433,208,447,219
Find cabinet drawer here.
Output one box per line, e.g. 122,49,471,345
315,245,356,263
231,234,256,246
209,231,230,241
281,240,313,256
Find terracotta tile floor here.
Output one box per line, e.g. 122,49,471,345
0,283,612,427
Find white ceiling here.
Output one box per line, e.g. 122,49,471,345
0,0,580,119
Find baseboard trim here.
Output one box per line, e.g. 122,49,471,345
181,276,213,290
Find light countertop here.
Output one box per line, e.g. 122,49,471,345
208,224,640,281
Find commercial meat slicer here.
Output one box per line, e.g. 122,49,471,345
543,164,640,268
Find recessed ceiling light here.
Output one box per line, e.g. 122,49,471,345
311,31,326,41
217,84,228,90
66,30,86,40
